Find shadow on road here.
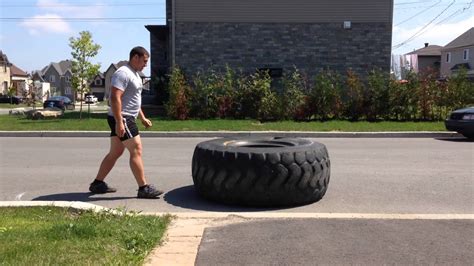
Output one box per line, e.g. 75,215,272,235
435,137,473,142
32,192,136,202
164,185,293,212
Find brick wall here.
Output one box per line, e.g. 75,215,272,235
174,22,391,78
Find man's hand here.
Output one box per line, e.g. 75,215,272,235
141,117,153,128
115,120,125,137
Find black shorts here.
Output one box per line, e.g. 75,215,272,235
107,115,139,141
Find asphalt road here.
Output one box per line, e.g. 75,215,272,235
0,137,472,214
1,136,473,264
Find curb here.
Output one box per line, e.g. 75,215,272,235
0,131,462,138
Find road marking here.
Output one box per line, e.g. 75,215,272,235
14,192,26,201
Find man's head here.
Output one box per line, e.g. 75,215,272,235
129,46,149,72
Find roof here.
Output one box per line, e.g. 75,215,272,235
10,64,28,77
406,45,442,56
0,50,11,66
105,61,146,77
31,71,45,82
451,63,471,70
43,60,72,76
443,27,474,49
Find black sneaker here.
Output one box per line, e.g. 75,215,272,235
89,181,117,194
137,184,164,199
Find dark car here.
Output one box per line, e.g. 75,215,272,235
445,107,474,139
0,96,23,104
43,96,75,111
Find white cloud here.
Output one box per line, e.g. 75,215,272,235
20,14,72,35
37,0,105,19
393,16,474,53
20,0,107,36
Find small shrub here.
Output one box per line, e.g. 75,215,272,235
311,69,343,120
281,67,308,120
166,66,191,120
343,69,364,121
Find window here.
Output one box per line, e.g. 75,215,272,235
463,49,469,61
446,52,451,63
66,76,71,83
50,75,56,82
95,79,102,86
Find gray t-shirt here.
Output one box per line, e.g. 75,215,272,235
108,64,143,118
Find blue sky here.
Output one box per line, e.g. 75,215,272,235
0,0,473,76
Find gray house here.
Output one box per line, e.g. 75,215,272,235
405,43,442,77
146,0,394,79
35,60,73,99
441,27,474,78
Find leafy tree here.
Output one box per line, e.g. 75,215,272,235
69,31,101,119
7,86,15,105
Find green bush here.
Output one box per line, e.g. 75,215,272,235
165,66,191,120
343,69,365,121
311,69,343,120
366,69,390,121
281,68,309,120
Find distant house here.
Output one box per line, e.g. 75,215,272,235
34,60,74,99
89,73,105,101
405,43,442,77
146,0,394,80
0,50,12,95
441,27,474,78
10,64,30,95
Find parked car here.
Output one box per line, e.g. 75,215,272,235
43,96,75,111
445,107,474,139
84,95,98,104
0,96,23,104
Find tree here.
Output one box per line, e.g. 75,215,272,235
69,31,101,119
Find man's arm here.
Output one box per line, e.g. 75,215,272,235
110,87,125,137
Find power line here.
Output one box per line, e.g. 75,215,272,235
434,0,473,24
395,0,442,26
393,0,457,49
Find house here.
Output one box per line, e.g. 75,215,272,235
103,61,146,101
0,50,11,95
34,60,73,100
404,43,442,77
10,64,30,96
441,28,474,78
146,0,394,80
89,73,105,101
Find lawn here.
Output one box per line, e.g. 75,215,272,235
0,206,171,265
0,111,447,132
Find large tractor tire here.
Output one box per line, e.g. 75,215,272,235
192,137,331,207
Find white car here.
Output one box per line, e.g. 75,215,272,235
84,95,98,104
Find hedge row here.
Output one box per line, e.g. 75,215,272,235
165,66,474,121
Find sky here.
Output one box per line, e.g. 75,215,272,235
0,0,473,76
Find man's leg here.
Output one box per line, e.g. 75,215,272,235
123,135,163,198
122,135,147,186
95,137,125,181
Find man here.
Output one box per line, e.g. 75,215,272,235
89,46,163,198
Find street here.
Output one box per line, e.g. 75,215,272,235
0,137,472,214
1,136,473,264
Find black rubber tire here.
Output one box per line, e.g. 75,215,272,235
192,137,331,207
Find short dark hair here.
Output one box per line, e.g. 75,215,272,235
129,46,149,60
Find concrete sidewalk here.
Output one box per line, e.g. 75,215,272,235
2,201,473,265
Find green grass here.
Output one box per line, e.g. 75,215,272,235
0,112,447,131
0,206,171,265
0,103,42,109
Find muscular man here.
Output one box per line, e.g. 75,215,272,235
89,46,163,198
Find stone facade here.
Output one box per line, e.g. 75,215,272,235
173,22,391,78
